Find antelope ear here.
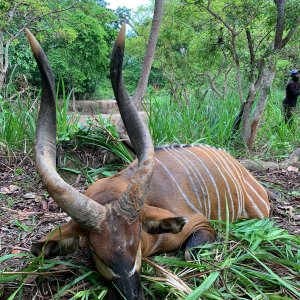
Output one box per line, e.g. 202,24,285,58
142,217,188,234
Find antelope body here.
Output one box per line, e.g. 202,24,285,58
27,25,269,300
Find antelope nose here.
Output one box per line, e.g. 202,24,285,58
112,271,144,300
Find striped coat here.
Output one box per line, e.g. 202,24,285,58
111,144,270,256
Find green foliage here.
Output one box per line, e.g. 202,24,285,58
0,80,37,153
60,116,133,183
0,0,53,91
0,0,51,29
148,88,299,156
149,92,239,147
41,1,117,98
1,0,117,98
123,0,300,107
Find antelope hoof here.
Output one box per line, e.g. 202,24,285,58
31,241,60,258
183,230,215,261
143,217,188,234
31,237,80,258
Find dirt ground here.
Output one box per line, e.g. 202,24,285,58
0,152,300,299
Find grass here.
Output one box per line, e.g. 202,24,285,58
148,92,237,147
0,92,37,154
1,218,299,299
73,116,133,165
1,85,300,299
144,218,300,299
1,83,299,160
148,89,300,157
0,83,132,182
257,90,300,158
56,79,80,143
58,115,133,183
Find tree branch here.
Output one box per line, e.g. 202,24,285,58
254,27,274,56
198,72,222,97
7,2,23,24
6,3,78,45
281,16,300,48
198,3,234,34
246,28,255,81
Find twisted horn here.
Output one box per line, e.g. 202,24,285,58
110,24,155,221
26,29,106,230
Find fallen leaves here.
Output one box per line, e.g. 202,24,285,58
0,184,20,194
23,192,37,199
287,165,299,173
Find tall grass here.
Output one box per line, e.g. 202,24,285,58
148,89,300,157
258,89,300,158
149,92,239,148
56,80,80,142
73,116,133,165
60,116,133,183
0,77,38,153
1,82,298,158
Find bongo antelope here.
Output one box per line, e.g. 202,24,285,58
26,25,269,300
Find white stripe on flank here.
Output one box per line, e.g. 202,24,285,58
204,146,245,219
184,147,222,220
171,147,210,215
165,148,204,212
220,151,250,217
244,180,269,212
227,155,265,219
240,167,269,212
155,157,200,213
193,146,235,221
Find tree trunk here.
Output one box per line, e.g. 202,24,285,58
242,62,276,151
231,34,244,105
0,30,4,92
0,72,5,92
132,0,164,108
240,147,300,172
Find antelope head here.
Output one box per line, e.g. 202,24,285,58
26,25,186,299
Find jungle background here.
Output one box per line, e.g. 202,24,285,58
0,0,300,299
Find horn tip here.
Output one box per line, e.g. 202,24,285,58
25,28,42,57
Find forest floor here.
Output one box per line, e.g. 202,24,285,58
0,152,300,299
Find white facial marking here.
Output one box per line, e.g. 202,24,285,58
127,243,142,277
